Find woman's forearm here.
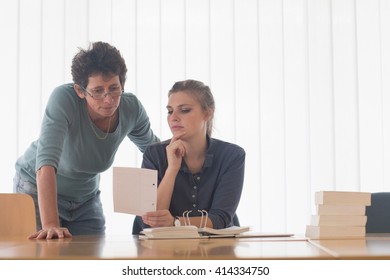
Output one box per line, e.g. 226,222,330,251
36,166,60,229
156,168,178,210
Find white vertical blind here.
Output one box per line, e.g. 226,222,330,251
1,0,390,235
356,0,384,191
258,0,286,232
0,0,19,195
210,0,235,142
18,0,42,153
307,0,335,192
381,0,390,190
283,0,311,233
332,0,360,190
234,0,262,230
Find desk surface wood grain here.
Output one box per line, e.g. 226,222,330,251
0,235,332,260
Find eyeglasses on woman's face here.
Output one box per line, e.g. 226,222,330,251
78,84,123,100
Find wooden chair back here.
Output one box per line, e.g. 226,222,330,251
0,193,36,236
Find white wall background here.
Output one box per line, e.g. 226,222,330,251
1,0,389,235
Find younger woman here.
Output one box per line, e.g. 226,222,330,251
133,79,245,233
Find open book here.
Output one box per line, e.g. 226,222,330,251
139,225,251,240
139,210,294,239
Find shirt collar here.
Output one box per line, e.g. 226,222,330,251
181,135,214,173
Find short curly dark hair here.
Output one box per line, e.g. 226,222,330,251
71,41,127,88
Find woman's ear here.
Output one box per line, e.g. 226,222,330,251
74,84,86,99
204,110,213,121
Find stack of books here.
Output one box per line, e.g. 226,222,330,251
305,191,371,239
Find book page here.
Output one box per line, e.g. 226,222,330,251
113,167,157,216
200,226,251,235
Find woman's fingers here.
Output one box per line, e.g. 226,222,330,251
142,210,173,227
28,227,73,240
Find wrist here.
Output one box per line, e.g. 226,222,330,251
165,167,179,177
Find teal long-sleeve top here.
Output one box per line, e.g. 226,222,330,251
15,83,159,202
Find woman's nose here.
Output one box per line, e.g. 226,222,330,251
168,111,179,121
102,94,114,103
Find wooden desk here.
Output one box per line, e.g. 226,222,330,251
0,235,330,260
2,234,390,260
308,233,390,259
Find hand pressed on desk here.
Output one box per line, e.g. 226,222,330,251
29,226,72,240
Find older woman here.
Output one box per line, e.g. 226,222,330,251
14,42,159,239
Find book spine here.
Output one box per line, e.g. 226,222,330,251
315,191,371,206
